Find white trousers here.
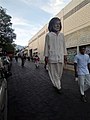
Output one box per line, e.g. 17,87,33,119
78,74,90,95
48,63,63,89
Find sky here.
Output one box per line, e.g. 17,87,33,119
0,0,72,46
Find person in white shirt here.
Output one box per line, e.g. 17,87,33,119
74,46,90,103
44,17,67,94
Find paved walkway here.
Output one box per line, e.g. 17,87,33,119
7,59,90,120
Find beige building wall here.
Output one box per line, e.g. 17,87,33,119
64,0,86,15
38,34,46,62
64,3,90,35
64,0,90,56
28,24,48,61
28,0,90,63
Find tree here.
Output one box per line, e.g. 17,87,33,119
0,6,16,54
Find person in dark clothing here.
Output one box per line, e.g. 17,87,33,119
21,53,26,67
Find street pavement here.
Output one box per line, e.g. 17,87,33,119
7,58,90,120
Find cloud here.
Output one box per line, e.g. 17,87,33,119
12,17,43,46
14,28,30,46
14,28,34,46
11,16,30,26
19,0,71,16
41,0,70,16
19,0,36,6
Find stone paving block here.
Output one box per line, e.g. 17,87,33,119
7,59,90,120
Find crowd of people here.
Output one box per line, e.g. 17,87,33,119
14,52,40,68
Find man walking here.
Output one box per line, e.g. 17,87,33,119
74,46,90,102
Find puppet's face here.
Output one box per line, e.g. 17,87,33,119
53,20,61,32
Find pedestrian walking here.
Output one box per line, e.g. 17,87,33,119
20,52,26,67
34,54,40,68
74,46,90,103
15,53,18,62
44,17,67,94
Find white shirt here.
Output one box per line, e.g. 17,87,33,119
74,53,90,75
44,32,67,63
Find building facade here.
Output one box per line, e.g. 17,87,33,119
28,0,90,64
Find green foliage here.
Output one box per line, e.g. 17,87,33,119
0,6,16,53
5,43,15,52
2,43,15,54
